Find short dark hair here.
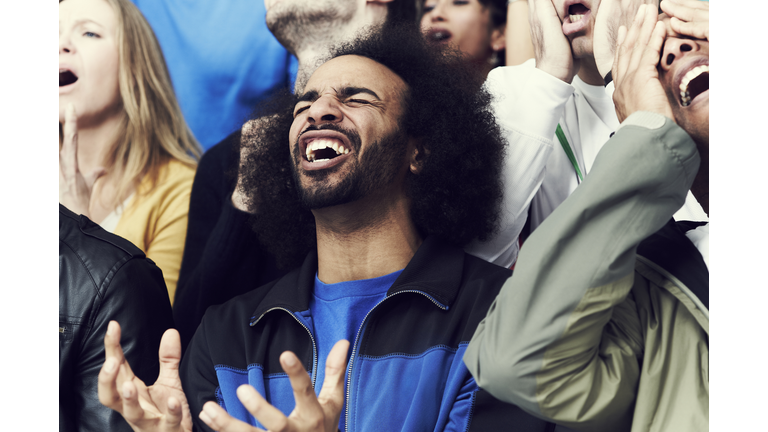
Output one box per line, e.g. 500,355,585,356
240,22,506,269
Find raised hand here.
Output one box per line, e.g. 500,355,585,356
611,5,673,123
59,103,105,217
593,0,655,79
529,0,579,83
98,321,193,432
660,0,709,40
198,340,350,432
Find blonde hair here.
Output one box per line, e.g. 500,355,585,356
60,0,201,207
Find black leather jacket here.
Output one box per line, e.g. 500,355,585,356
59,205,174,431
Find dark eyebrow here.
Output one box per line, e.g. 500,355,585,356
296,90,319,103
296,86,380,103
338,86,380,100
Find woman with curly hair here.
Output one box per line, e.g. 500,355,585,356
59,0,201,301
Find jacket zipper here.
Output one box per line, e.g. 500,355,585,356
345,289,447,432
251,307,320,389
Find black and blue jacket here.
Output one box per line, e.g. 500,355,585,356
180,236,555,431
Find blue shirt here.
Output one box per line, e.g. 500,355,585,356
130,0,298,150
310,269,403,431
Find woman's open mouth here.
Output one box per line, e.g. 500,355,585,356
59,69,78,87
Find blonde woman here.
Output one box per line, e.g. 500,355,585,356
59,0,201,302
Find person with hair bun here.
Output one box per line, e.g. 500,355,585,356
59,0,201,302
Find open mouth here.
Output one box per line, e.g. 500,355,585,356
426,28,452,43
679,65,709,107
59,69,78,87
567,3,590,23
305,138,349,163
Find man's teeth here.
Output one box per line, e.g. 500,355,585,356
570,14,585,22
679,65,709,107
305,139,349,162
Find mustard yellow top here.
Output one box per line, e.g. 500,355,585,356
113,159,196,304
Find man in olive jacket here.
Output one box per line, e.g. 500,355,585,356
465,3,709,431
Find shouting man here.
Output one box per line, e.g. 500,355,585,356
465,1,709,431
173,0,417,351
486,0,706,238
98,24,555,432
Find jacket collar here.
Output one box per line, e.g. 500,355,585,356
249,236,465,325
637,219,709,310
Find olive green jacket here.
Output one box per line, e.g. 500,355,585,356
464,113,708,432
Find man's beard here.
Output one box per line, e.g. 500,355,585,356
291,124,409,210
266,0,357,52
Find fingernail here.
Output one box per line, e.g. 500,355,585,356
203,403,218,419
199,411,212,424
283,354,296,367
168,398,178,411
107,321,115,336
122,386,132,399
105,358,117,373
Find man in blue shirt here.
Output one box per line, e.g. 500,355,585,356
97,23,556,432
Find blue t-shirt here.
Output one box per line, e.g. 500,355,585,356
130,0,299,150
310,269,403,431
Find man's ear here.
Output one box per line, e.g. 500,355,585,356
408,138,428,175
490,25,506,52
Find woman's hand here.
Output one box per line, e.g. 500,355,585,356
59,103,105,217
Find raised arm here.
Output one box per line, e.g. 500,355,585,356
464,7,701,431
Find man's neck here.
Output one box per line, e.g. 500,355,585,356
313,192,422,284
576,56,605,87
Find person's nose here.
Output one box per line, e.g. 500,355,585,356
428,2,447,22
660,37,699,73
307,95,343,125
59,30,73,54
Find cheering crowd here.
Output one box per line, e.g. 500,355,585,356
59,0,710,430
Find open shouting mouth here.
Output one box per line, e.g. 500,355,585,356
305,138,350,163
425,27,452,44
60,68,78,87
298,128,357,171
678,64,709,107
562,1,591,36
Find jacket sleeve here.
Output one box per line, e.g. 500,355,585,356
463,114,700,431
463,62,570,267
180,313,223,432
69,257,174,432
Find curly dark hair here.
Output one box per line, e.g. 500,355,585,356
240,21,506,269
